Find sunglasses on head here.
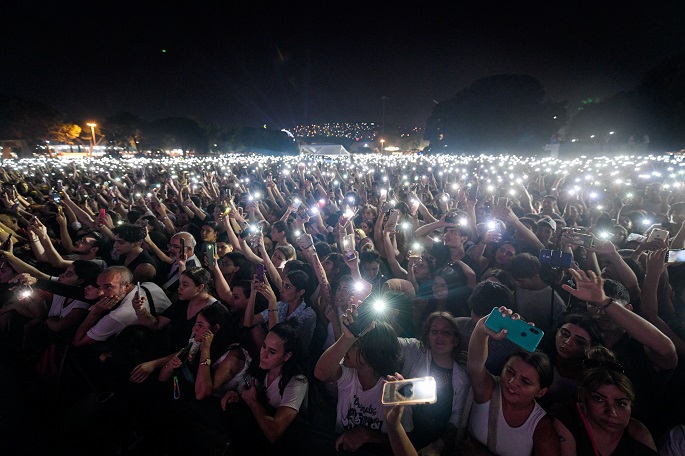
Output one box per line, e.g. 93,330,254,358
581,358,625,374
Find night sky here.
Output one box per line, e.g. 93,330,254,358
2,2,684,130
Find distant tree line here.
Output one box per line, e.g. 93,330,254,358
424,53,685,154
2,53,684,156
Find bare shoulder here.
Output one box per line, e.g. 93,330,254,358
627,418,657,450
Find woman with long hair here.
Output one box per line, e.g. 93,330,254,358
130,266,221,383
540,312,604,409
243,270,317,354
551,346,657,455
222,321,309,455
314,306,405,454
398,311,470,454
465,306,560,455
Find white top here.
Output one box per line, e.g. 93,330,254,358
398,337,470,427
48,295,90,318
265,373,309,413
335,365,413,434
87,282,172,342
467,378,546,456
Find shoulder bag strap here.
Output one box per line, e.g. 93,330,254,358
141,286,156,316
487,377,500,453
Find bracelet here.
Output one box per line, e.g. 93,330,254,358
595,298,614,315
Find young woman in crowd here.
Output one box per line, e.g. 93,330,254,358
540,312,605,409
221,321,309,456
129,267,221,382
465,306,560,456
314,310,406,455
551,345,658,455
398,311,470,454
243,270,317,353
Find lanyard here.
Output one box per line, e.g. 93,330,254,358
577,403,600,456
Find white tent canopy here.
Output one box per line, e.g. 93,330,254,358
299,143,350,156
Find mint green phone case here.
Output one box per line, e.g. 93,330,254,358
484,307,544,352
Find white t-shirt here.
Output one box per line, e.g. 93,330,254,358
48,295,90,318
87,282,172,342
335,365,413,434
265,373,309,413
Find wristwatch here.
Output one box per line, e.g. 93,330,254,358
201,358,211,366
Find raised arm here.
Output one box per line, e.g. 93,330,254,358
562,269,677,371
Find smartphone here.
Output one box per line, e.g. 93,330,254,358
112,196,119,204
409,242,424,257
297,232,313,250
52,192,61,205
387,209,399,226
256,264,265,282
344,297,381,337
626,233,647,243
567,232,594,248
56,180,63,191
177,342,193,363
468,185,478,201
382,376,437,406
99,208,106,218
135,282,141,300
292,198,302,210
0,233,13,251
179,237,186,254
648,228,669,243
205,242,218,268
538,249,573,269
342,234,356,260
485,307,544,352
243,374,252,389
666,249,685,264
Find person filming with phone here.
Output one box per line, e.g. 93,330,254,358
463,306,560,456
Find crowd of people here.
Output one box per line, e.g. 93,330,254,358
0,151,683,455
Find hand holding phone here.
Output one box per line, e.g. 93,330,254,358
344,297,380,337
179,237,186,260
484,307,544,352
382,377,437,406
342,234,356,260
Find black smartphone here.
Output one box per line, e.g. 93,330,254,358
179,237,186,254
177,342,193,363
0,233,13,251
52,192,61,205
468,185,478,201
344,297,380,337
256,264,265,282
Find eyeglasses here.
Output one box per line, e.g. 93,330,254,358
581,358,625,374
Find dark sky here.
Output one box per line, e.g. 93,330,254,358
2,2,684,130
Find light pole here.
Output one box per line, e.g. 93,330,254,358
380,139,385,155
87,123,97,157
